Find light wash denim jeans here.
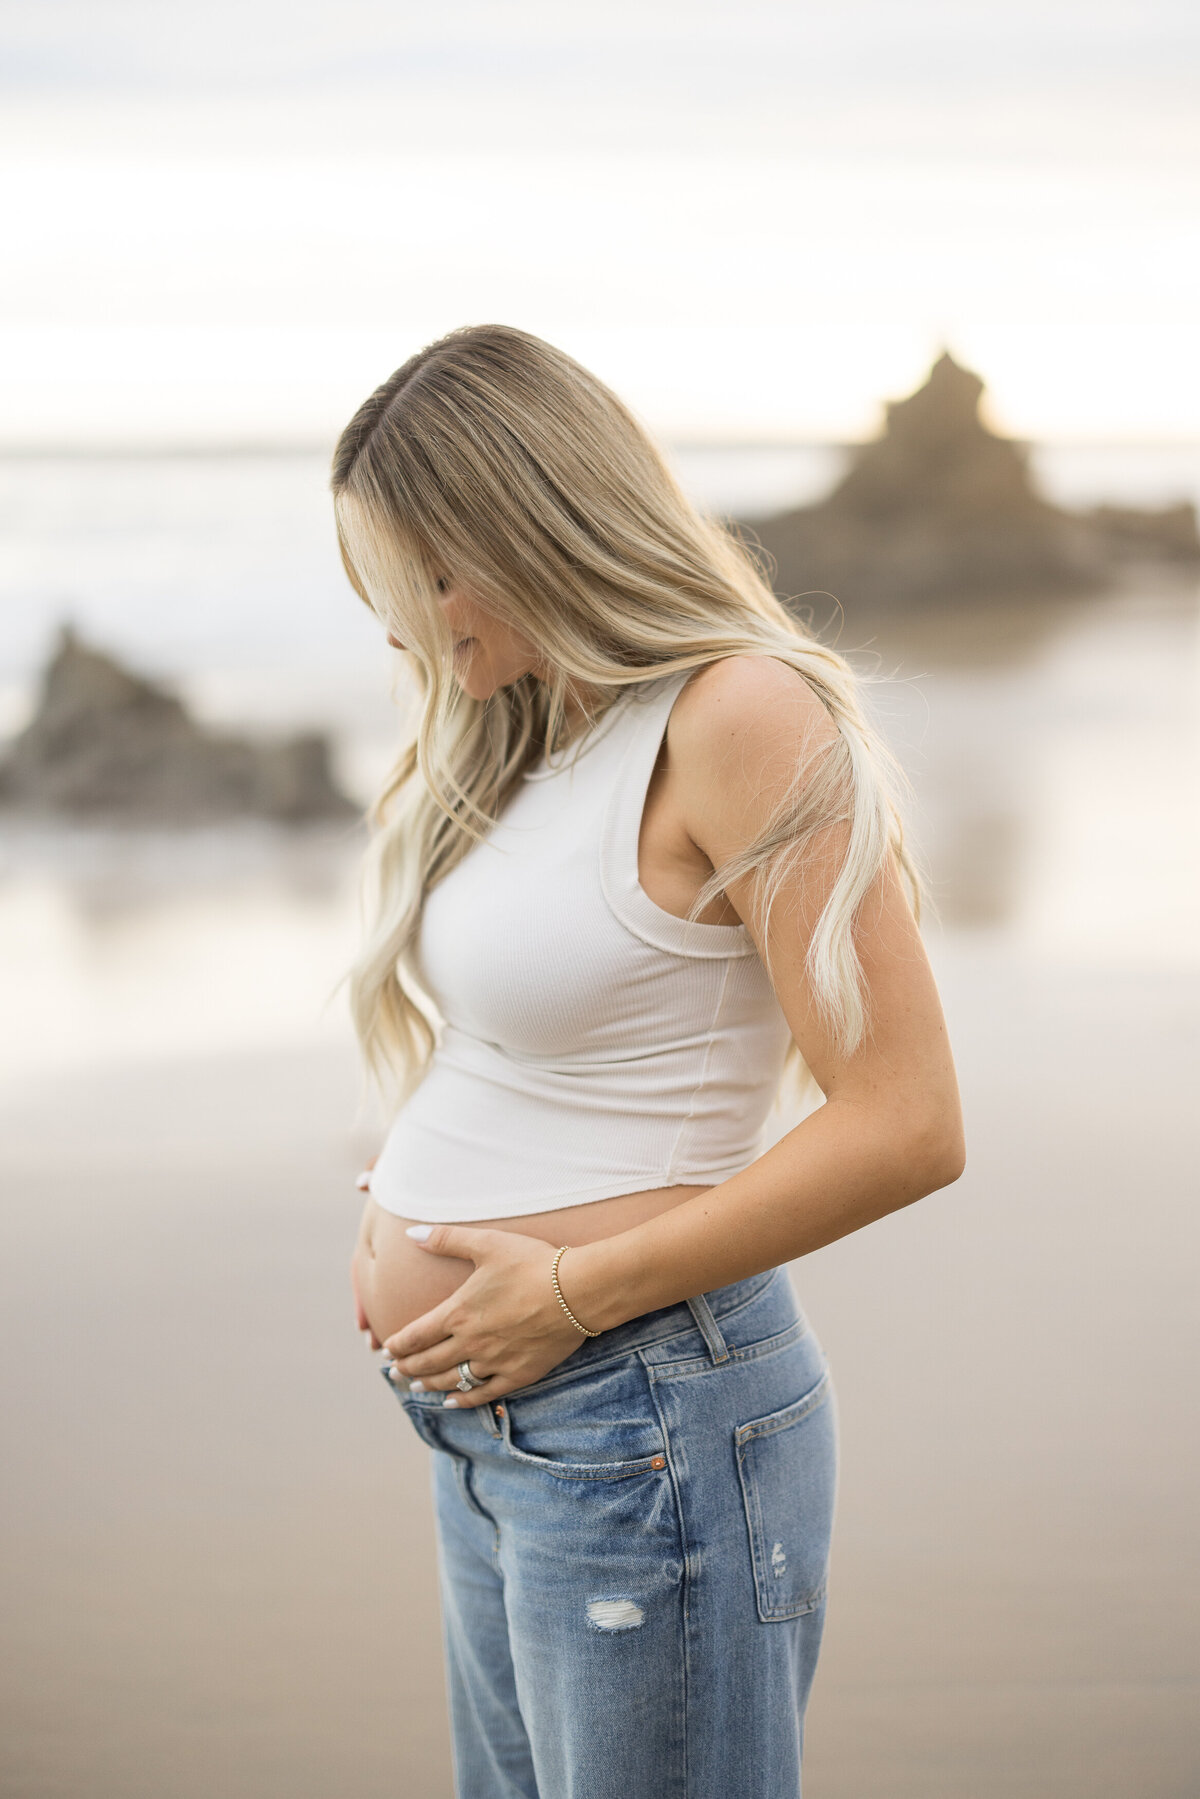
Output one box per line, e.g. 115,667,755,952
383,1265,837,1799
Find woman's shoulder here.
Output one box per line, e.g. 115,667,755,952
667,653,838,782
657,652,845,889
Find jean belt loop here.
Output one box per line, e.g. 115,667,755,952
685,1291,731,1364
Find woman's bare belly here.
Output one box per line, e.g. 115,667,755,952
354,1184,713,1346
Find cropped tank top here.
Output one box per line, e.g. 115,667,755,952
367,664,793,1221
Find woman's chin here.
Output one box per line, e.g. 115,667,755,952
453,663,492,701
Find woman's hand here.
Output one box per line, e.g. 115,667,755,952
383,1225,593,1408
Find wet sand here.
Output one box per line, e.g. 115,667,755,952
1,929,1196,1798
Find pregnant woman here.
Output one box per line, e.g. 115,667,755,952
335,324,965,1799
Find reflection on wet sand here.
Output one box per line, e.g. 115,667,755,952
849,580,1200,946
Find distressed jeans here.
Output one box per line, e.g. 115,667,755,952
384,1265,838,1799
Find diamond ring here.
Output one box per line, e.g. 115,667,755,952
456,1360,487,1392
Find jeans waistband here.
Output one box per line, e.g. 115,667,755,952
541,1265,785,1378
382,1266,793,1405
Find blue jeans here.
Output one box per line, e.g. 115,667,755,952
383,1266,838,1799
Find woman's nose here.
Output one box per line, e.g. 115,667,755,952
386,633,407,651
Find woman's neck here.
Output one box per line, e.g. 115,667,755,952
545,675,610,740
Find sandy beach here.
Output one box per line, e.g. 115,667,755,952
1,924,1196,1798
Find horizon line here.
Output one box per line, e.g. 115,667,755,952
2,435,1199,461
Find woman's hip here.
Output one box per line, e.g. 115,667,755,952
386,1263,817,1447
388,1265,836,1600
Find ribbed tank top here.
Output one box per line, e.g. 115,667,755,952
367,664,793,1221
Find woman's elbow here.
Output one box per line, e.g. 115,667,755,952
907,1108,967,1194
933,1131,967,1191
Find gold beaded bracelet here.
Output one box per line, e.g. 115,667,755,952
551,1245,602,1338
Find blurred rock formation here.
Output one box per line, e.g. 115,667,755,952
740,351,1200,611
0,627,359,824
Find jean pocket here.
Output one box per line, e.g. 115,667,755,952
735,1366,837,1621
501,1360,669,1482
501,1432,668,1482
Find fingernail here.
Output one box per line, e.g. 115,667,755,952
409,1379,425,1392
405,1224,432,1241
386,1364,403,1383
442,1396,459,1408
355,1171,372,1192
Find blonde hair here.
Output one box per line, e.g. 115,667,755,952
331,324,923,1113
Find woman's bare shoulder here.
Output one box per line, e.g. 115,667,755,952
668,653,838,795
663,654,842,863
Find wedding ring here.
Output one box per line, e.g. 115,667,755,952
456,1360,486,1392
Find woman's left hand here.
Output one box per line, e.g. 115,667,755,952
382,1225,595,1407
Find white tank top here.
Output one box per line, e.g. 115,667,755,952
367,664,793,1221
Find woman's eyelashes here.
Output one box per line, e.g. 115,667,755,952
434,577,449,595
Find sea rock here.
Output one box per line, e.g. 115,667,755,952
0,627,360,825
740,351,1200,612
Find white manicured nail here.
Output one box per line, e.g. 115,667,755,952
406,1224,433,1241
409,1380,425,1392
442,1396,459,1408
355,1171,372,1192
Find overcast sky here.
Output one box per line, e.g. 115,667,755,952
2,0,1197,444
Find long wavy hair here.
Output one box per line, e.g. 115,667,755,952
331,323,923,1114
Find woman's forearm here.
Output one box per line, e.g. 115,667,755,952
564,1097,965,1333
